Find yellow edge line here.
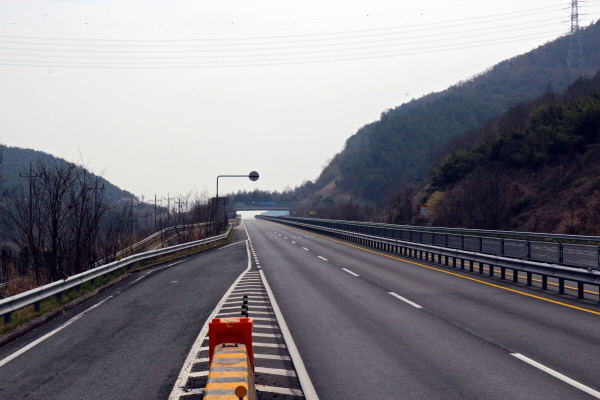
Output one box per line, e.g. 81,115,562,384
272,221,600,316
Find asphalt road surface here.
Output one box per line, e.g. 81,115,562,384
0,228,249,400
247,218,600,400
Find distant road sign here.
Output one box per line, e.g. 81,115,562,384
420,205,428,215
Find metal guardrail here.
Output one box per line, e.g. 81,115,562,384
295,217,600,243
258,216,600,301
96,222,209,266
0,226,231,323
275,217,600,270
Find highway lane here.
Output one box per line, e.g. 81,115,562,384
0,228,249,400
247,219,600,399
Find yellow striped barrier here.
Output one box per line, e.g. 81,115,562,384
203,343,257,400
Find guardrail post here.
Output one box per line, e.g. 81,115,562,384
445,233,449,247
526,272,532,286
445,256,449,266
478,262,484,274
578,282,584,299
460,259,465,270
559,278,565,294
35,301,41,311
489,265,494,277
513,270,519,283
500,266,506,279
479,236,483,252
501,239,505,256
542,275,547,290
4,312,11,324
461,235,464,250
559,243,564,265
56,292,63,302
526,240,531,260
469,260,474,272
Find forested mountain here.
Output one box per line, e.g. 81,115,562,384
311,20,600,204
0,146,136,203
425,70,600,234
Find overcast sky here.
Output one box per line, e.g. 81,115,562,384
2,0,599,202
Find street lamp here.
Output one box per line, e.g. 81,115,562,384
215,171,259,235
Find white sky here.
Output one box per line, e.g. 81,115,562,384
1,0,599,202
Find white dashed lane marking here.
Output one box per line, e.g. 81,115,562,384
511,353,600,398
388,292,422,309
341,268,359,277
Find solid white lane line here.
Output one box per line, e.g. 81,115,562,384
188,371,209,377
388,292,423,309
302,247,309,251
256,367,297,377
226,297,269,303
255,354,291,361
256,385,303,396
317,256,328,261
253,332,282,338
511,353,600,398
260,270,319,400
131,259,187,284
0,295,114,368
181,388,205,395
341,268,359,277
218,241,247,250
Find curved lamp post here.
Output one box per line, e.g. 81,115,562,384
216,171,259,235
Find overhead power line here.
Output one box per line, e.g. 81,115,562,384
0,31,562,69
0,3,591,69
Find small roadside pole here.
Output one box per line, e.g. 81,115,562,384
215,171,259,235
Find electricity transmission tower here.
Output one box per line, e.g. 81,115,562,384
567,0,584,68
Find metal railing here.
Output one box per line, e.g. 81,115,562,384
275,217,600,270
96,222,209,265
0,226,231,323
258,216,600,301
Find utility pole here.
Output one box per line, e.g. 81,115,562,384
123,199,139,255
568,0,584,68
19,161,40,269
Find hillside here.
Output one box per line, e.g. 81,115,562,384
426,70,600,234
308,20,600,205
0,146,136,203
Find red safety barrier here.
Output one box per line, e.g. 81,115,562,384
208,317,254,370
